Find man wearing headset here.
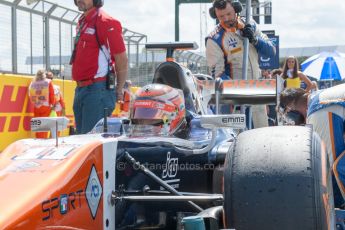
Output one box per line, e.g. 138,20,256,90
206,0,275,128
71,0,128,134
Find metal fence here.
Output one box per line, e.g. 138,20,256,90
128,48,208,87
0,0,79,75
0,0,208,86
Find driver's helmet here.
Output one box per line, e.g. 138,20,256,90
130,84,186,136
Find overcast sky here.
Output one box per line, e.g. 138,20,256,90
58,0,345,52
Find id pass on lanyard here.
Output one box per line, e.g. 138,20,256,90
69,10,99,64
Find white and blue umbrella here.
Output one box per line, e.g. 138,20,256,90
301,51,345,81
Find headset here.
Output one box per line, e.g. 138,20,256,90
74,0,104,8
209,0,242,19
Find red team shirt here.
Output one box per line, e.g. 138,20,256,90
72,8,126,81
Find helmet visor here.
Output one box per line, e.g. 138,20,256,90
131,107,166,125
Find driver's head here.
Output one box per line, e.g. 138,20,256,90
130,84,186,136
279,88,309,123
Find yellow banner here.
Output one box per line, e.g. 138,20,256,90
0,74,76,151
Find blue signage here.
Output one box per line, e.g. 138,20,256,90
259,35,279,70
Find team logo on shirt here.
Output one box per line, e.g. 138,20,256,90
228,37,237,48
85,27,95,35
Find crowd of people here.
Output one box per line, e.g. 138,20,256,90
259,57,319,126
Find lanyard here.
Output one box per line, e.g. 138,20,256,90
74,21,86,45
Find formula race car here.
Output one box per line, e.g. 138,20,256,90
0,42,336,230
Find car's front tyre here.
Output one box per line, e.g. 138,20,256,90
223,126,335,230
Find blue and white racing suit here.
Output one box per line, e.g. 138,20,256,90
205,18,276,128
307,84,345,207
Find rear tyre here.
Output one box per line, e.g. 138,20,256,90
223,126,335,230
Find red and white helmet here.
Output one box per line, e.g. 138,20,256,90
130,84,186,135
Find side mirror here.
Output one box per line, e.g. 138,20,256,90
183,114,245,155
31,117,69,138
200,114,246,130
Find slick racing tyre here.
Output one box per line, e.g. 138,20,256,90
223,126,335,230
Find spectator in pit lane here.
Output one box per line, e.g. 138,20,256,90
281,56,314,92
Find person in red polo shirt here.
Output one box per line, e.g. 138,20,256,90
71,0,128,134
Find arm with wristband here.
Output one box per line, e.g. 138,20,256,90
114,52,128,101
